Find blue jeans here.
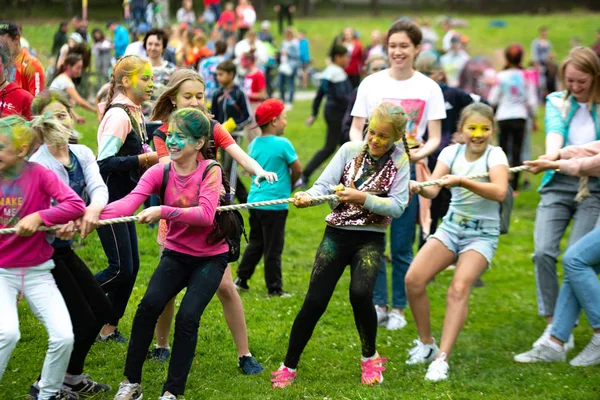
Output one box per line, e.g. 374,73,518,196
373,164,418,310
551,225,600,342
279,69,297,104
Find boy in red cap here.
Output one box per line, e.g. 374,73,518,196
234,98,302,297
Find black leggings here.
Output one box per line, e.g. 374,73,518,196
52,246,115,375
303,109,344,181
124,249,228,396
498,118,526,191
284,226,385,369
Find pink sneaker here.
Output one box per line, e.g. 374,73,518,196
271,365,296,388
361,353,387,385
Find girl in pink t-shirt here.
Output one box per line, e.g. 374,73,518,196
0,115,86,400
99,108,230,400
147,69,275,374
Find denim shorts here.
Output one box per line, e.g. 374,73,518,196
429,213,499,265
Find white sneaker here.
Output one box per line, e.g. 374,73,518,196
374,305,388,327
570,335,600,367
158,394,176,400
514,338,566,363
113,382,143,400
406,338,439,365
532,324,574,351
386,310,407,330
425,353,449,381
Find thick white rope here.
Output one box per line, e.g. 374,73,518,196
0,165,529,235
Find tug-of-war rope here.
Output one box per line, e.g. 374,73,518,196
0,165,531,235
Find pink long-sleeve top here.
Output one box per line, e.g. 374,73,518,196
100,159,228,257
558,140,600,177
0,162,86,268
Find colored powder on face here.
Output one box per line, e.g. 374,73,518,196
166,132,187,150
0,121,32,150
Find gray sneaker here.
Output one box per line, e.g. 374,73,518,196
570,335,600,367
113,382,142,400
514,339,566,363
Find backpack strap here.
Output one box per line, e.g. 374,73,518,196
159,162,171,204
106,103,147,143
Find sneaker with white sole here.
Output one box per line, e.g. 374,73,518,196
514,338,566,363
158,394,176,400
386,310,407,330
374,305,388,327
406,338,439,365
532,324,575,351
425,353,449,381
569,335,600,367
113,382,142,400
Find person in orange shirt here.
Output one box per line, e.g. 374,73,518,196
0,21,45,96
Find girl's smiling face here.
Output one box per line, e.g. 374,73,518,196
564,64,593,103
367,120,397,158
126,63,154,104
166,123,204,161
387,32,419,71
175,80,205,110
462,114,494,155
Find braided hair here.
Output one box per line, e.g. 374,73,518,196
351,102,410,188
102,55,149,119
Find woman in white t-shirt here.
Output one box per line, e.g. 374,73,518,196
406,103,509,381
514,47,600,360
488,44,536,192
50,54,96,123
350,20,446,332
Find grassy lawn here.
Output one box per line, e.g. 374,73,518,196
2,13,600,400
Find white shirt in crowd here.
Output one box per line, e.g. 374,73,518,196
440,50,470,87
125,41,147,57
176,8,196,24
567,104,596,146
442,29,457,52
234,38,268,68
351,70,446,147
488,68,536,121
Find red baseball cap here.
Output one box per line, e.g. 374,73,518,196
255,98,285,126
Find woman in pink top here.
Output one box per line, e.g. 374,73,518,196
0,115,86,400
515,141,600,367
100,108,230,400
236,0,256,41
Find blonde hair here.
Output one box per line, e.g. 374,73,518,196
150,69,211,123
352,102,409,186
559,46,600,105
457,102,496,134
0,114,72,153
103,55,150,118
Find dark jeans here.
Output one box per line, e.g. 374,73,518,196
284,227,385,369
95,221,140,326
498,118,526,191
265,66,275,98
278,6,293,35
209,3,221,20
279,69,297,104
124,250,228,396
419,187,451,247
52,246,115,375
237,209,288,292
303,108,344,180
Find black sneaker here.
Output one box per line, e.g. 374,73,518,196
97,329,128,343
238,355,264,375
473,278,485,288
147,347,170,363
64,374,111,397
234,277,250,291
29,382,80,400
268,290,292,298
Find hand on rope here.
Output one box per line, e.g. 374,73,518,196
0,165,532,235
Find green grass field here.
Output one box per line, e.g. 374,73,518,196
2,12,600,400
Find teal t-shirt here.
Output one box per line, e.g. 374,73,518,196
247,135,298,210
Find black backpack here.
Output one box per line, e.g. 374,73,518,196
159,161,247,262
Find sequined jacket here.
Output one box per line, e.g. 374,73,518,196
306,141,410,233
